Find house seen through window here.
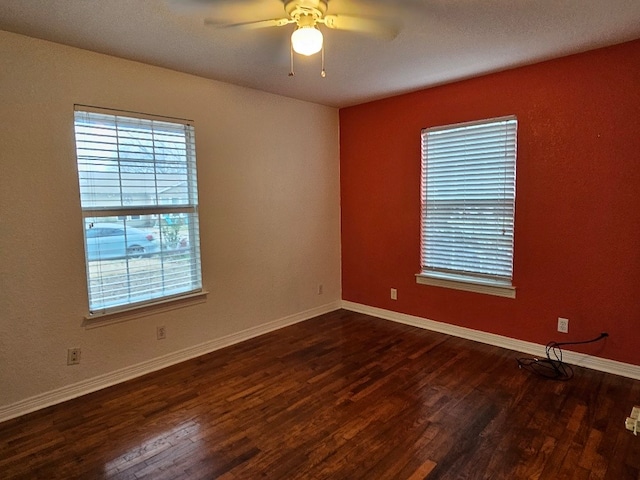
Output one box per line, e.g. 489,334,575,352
417,116,517,298
73,106,203,315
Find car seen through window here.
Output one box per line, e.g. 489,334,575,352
85,223,159,261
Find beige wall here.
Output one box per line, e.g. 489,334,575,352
0,30,341,416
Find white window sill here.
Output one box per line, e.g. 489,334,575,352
416,273,515,299
83,290,209,329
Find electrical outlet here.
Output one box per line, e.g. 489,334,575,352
157,326,166,340
557,317,569,334
317,284,323,295
67,348,81,365
391,288,397,300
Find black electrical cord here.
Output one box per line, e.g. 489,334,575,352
517,332,609,380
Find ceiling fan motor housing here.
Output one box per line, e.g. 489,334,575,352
285,0,328,25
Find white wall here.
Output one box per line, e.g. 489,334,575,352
0,30,341,418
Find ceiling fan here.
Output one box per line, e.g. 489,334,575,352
197,0,400,77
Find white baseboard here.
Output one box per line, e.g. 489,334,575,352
0,301,342,423
341,301,640,381
4,299,637,424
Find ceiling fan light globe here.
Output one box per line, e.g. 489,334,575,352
291,26,323,56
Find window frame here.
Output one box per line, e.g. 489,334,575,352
416,115,517,298
73,105,204,317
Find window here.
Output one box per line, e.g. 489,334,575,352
74,106,203,315
417,116,517,298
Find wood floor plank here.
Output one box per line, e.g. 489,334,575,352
1,309,639,479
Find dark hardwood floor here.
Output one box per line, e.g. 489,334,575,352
1,309,639,479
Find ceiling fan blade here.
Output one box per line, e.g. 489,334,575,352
322,14,399,40
164,0,260,14
204,17,292,30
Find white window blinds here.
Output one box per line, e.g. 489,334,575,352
74,106,202,315
420,116,517,288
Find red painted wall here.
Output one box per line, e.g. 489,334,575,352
340,39,640,365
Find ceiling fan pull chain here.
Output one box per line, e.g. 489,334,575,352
289,40,295,77
321,44,326,77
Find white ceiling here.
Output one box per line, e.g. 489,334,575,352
1,0,639,108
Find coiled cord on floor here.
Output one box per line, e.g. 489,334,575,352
517,332,609,380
